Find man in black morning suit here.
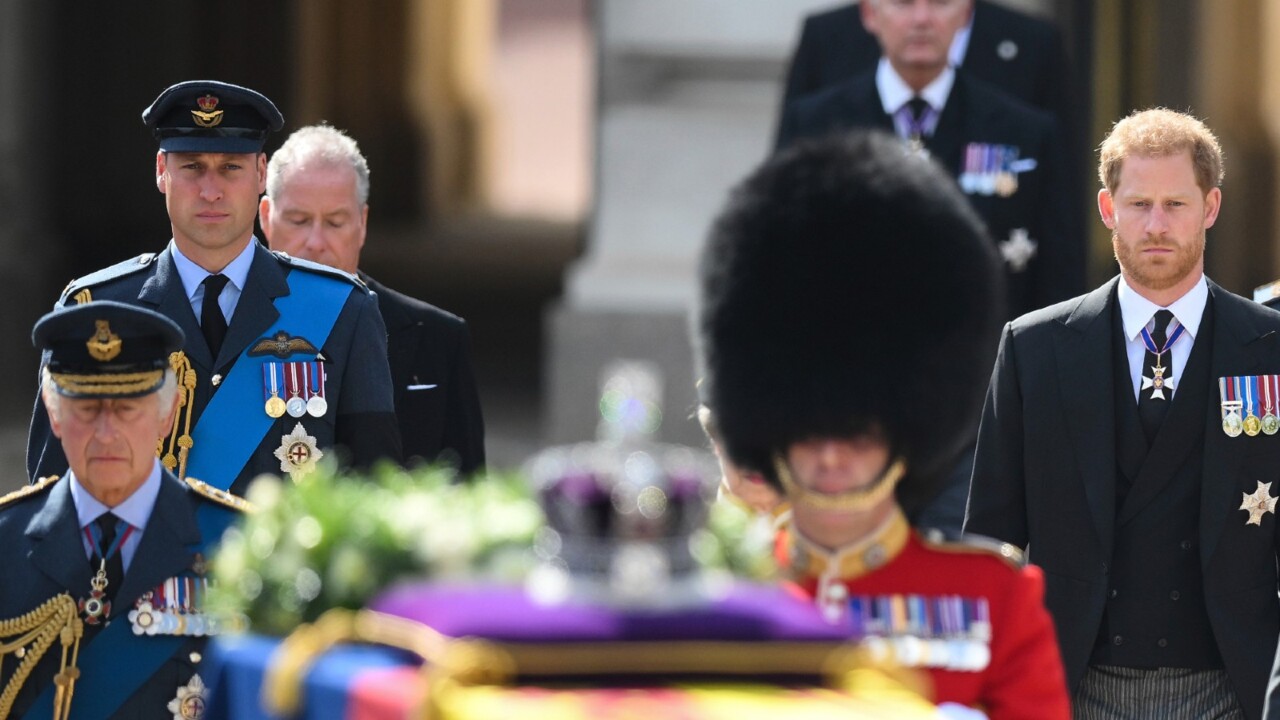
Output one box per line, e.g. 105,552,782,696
776,0,1081,322
780,0,1075,134
967,109,1280,718
1,302,250,718
26,81,401,494
260,125,486,474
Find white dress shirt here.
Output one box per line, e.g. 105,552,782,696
70,458,163,572
1117,275,1208,403
170,238,256,324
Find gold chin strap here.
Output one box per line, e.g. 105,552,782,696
158,351,197,479
774,456,907,512
0,594,84,719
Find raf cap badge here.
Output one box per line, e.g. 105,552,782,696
191,94,223,128
86,320,122,362
1240,482,1278,526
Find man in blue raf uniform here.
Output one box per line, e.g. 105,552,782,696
1,301,251,719
260,125,485,474
26,80,401,495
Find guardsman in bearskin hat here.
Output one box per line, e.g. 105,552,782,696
0,301,250,718
696,130,1069,718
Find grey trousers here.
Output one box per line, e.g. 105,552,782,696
1074,665,1244,720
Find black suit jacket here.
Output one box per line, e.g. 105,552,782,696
966,278,1280,719
27,242,402,494
0,472,238,718
780,1,1074,124
362,273,485,474
777,70,1082,318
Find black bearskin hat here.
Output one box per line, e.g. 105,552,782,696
697,131,1004,516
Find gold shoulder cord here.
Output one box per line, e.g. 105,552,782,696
158,351,197,479
0,594,83,719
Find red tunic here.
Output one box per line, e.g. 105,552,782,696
778,515,1070,720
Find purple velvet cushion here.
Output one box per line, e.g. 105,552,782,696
368,583,845,643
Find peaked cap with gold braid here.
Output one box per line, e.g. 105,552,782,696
34,301,184,399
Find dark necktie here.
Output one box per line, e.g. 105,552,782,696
905,96,931,139
201,274,230,358
92,513,126,604
1138,309,1176,443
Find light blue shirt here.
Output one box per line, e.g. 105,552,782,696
169,238,256,324
1118,274,1208,403
70,458,163,572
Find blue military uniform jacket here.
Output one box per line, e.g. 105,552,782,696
0,472,244,719
27,241,401,494
361,273,485,475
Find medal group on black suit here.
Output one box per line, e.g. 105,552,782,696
6,1,1280,718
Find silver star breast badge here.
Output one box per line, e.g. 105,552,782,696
1240,481,1278,526
998,228,1038,272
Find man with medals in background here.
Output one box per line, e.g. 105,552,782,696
697,129,1069,718
26,80,401,496
0,301,249,718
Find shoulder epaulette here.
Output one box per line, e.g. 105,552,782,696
58,253,158,304
0,475,61,509
270,250,368,291
920,528,1026,570
184,477,256,513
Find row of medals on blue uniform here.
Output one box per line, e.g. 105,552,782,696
128,567,221,637
262,360,327,418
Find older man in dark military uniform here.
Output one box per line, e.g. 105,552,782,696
27,80,401,495
1,301,250,718
697,131,1069,718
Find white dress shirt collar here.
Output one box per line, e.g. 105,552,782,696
949,21,973,68
169,238,256,303
1118,274,1208,341
70,458,163,533
875,58,956,116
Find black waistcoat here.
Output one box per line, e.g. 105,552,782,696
1092,299,1223,669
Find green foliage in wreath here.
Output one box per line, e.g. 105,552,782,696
207,462,776,636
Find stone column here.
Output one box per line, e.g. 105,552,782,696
0,0,54,480
544,0,834,447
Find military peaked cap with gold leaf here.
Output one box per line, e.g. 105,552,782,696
34,300,184,398
142,79,284,154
